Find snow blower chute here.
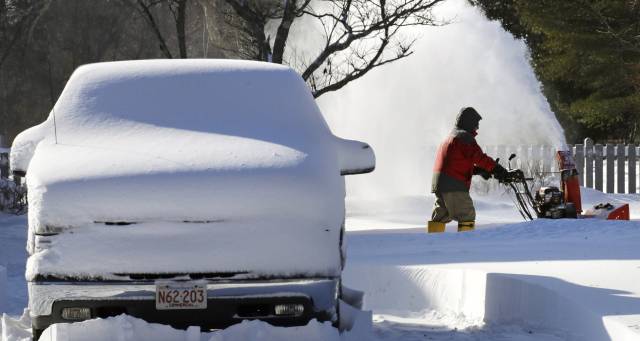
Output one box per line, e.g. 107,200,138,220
497,151,629,221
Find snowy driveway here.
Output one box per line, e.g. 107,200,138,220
3,191,640,341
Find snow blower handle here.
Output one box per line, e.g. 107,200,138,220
508,153,516,170
500,169,526,183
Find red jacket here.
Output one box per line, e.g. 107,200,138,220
431,130,496,192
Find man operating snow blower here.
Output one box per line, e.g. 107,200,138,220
428,107,507,233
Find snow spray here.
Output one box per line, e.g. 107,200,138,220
310,0,567,199
280,0,565,199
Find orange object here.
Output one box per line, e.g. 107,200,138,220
556,151,582,213
607,204,630,220
583,203,630,220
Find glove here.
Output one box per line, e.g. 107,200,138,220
492,163,508,181
473,166,491,180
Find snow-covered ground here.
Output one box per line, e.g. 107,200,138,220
2,188,639,340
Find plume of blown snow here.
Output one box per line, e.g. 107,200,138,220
285,0,565,198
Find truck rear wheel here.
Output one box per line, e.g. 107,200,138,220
32,327,44,341
340,221,346,269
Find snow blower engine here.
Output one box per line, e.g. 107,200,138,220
496,151,629,221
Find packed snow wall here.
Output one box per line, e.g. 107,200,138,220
308,0,566,199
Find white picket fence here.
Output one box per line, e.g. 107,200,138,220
476,144,560,194
482,144,560,174
571,138,639,194
479,138,639,194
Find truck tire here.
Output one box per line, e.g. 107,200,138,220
32,327,44,341
340,221,346,269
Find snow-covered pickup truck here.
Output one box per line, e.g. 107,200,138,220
10,60,375,339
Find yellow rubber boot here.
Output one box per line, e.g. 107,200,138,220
427,221,446,233
458,221,475,232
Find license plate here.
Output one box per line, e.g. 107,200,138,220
155,281,207,310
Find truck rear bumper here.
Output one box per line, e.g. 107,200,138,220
30,278,339,332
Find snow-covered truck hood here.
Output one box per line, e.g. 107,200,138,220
15,59,369,279
27,131,342,231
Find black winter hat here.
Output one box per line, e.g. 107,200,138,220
455,107,482,132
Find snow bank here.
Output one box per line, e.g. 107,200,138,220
344,265,485,323
1,310,31,341
345,264,640,340
39,313,374,341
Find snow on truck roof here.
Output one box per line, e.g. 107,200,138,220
11,59,335,173
56,59,331,141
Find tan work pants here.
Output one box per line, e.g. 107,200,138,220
431,191,476,223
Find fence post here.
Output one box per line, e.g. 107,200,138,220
606,144,615,193
536,146,544,174
531,145,541,175
514,145,522,169
584,138,593,188
594,144,603,191
487,146,498,161
0,153,8,179
542,146,553,174
617,143,625,193
574,144,584,186
629,144,636,194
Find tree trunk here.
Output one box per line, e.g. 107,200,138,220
176,0,188,58
250,21,270,62
135,0,173,58
271,0,296,64
223,0,271,62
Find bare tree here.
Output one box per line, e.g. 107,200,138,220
124,0,190,58
0,0,53,69
0,0,166,141
222,0,282,61
224,0,447,97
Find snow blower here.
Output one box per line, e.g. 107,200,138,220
497,151,629,221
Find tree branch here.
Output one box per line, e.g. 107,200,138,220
301,0,445,82
131,0,174,58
